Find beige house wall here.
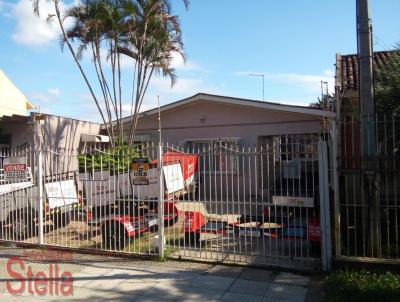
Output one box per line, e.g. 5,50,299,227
34,115,101,176
0,114,101,177
126,100,323,145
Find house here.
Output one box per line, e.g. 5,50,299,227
335,51,400,258
118,93,332,147
0,70,102,175
335,50,399,117
0,70,35,118
115,93,333,202
0,113,101,176
335,50,400,168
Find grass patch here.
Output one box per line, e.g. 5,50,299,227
124,223,186,255
0,241,12,247
124,232,153,253
325,270,400,302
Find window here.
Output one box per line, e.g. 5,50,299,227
185,139,240,173
273,134,319,161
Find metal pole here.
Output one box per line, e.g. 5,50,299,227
157,96,165,258
38,149,44,245
318,140,332,272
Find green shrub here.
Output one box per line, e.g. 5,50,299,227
79,144,142,174
325,270,400,302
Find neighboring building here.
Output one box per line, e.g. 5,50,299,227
0,70,35,118
335,50,399,118
0,113,101,150
335,50,400,168
0,113,101,175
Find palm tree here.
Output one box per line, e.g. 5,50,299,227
118,0,185,143
31,0,189,145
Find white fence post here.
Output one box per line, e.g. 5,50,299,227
318,140,332,272
37,149,44,245
157,143,165,258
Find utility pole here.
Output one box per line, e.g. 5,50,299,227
357,0,380,257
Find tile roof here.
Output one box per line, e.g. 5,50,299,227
337,50,400,91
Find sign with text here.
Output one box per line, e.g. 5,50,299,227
45,180,79,209
83,171,117,206
163,164,185,194
131,158,150,185
272,195,314,208
3,156,27,181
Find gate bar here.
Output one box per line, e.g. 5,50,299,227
318,140,332,271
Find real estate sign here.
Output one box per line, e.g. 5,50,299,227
45,180,79,209
131,158,150,185
3,156,27,181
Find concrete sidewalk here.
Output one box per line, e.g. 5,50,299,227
0,246,323,302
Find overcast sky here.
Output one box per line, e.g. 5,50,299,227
0,0,399,121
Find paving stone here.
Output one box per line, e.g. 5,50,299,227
6,294,48,302
46,287,135,302
239,268,273,282
273,272,310,287
228,279,271,296
142,282,186,300
222,291,264,302
190,275,234,291
71,272,100,287
78,266,114,277
179,299,222,302
113,281,156,296
204,265,244,278
134,297,178,302
179,286,224,300
78,277,127,291
261,298,291,302
265,284,307,302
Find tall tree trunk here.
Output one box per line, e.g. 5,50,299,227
53,0,114,146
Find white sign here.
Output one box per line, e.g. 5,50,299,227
45,180,79,209
0,182,33,196
118,173,132,197
3,156,27,181
83,171,117,207
272,195,314,208
130,169,159,200
163,164,185,194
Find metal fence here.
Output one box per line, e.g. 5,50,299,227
0,138,332,271
337,114,400,260
170,139,332,270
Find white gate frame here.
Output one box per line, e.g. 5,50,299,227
318,140,332,271
157,144,165,258
38,149,44,245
